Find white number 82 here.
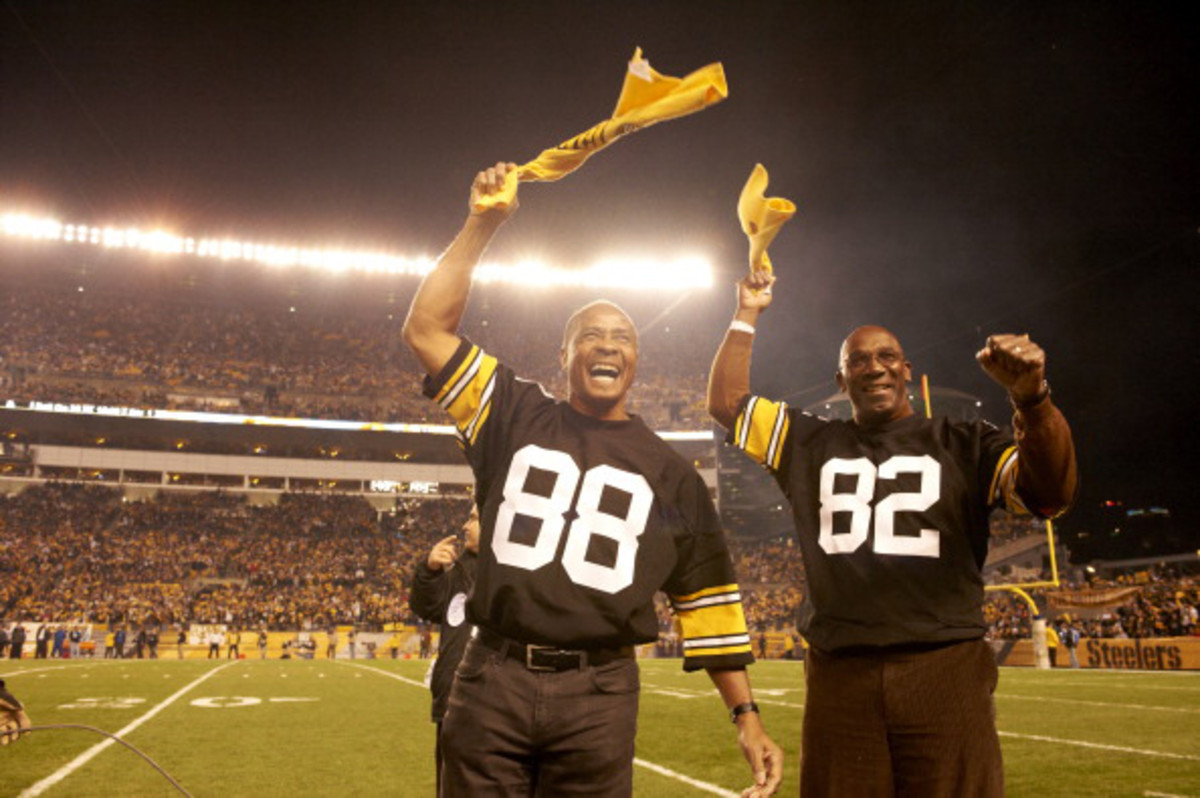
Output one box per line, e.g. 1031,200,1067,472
818,455,942,557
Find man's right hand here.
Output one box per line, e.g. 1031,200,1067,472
402,160,518,379
469,161,520,223
737,271,776,314
427,535,460,571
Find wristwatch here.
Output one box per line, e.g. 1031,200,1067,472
730,701,760,723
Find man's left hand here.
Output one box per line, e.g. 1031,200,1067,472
735,713,784,797
976,333,1046,404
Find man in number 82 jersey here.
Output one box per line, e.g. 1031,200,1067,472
708,269,1077,797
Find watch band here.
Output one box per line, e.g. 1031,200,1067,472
730,701,760,723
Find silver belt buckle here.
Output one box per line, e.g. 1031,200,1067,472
526,645,559,671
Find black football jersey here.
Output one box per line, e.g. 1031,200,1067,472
424,339,752,670
733,396,1029,652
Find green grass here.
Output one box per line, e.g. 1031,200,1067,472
2,658,1198,797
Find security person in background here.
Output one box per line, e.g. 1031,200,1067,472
410,503,481,794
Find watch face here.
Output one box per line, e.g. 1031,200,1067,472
447,593,468,627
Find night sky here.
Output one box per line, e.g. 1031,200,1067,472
2,2,1198,550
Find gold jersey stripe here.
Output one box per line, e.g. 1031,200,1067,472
462,371,497,445
435,345,482,408
442,352,499,431
734,395,789,470
465,396,493,447
676,599,750,644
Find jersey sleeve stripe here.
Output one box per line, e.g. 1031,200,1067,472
439,352,499,431
674,598,751,660
684,634,753,650
437,346,484,411
673,591,743,611
766,405,790,471
462,371,497,445
733,395,789,469
671,584,742,605
989,445,1035,515
431,343,478,406
1002,461,1032,515
987,445,1017,503
735,396,757,450
685,642,755,658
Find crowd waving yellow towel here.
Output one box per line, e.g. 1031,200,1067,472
473,48,728,212
737,163,796,275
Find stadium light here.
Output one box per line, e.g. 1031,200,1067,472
1,210,713,289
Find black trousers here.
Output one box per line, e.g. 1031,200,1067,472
439,638,639,797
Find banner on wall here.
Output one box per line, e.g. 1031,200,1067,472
992,637,1200,670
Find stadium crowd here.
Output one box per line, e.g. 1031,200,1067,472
3,482,1197,658
1,483,807,644
984,566,1199,641
0,282,711,430
0,483,450,631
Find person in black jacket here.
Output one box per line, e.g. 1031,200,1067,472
34,623,51,659
9,624,26,660
409,502,480,794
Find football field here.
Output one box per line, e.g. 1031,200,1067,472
2,657,1198,797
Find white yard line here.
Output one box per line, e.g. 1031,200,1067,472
19,661,238,797
0,664,88,678
335,659,427,689
758,698,804,710
642,682,804,711
1000,692,1200,714
1001,667,1200,679
1004,679,1200,693
999,731,1200,762
1145,791,1199,798
633,758,739,797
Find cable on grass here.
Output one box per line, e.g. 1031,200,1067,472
21,724,192,797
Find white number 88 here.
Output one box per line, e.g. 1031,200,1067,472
492,444,653,593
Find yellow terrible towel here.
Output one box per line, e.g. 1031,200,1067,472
473,48,728,212
737,163,796,275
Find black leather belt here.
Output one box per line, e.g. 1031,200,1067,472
476,627,634,672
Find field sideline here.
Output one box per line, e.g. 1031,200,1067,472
2,657,1198,797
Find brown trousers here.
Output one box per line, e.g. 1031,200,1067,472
801,638,1003,797
439,638,640,797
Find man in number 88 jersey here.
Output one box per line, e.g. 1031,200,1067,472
403,162,783,797
708,269,1077,797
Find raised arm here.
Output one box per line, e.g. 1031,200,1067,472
402,162,518,376
707,271,776,431
706,667,783,797
977,334,1078,516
